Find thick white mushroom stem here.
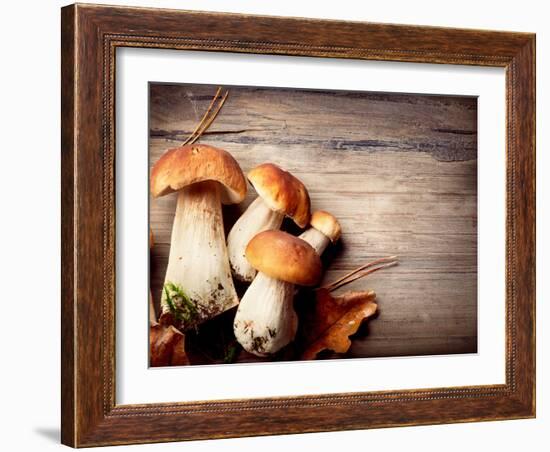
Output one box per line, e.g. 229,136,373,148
227,197,284,282
233,272,297,356
299,228,330,255
161,180,238,330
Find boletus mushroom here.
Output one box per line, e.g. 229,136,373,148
233,230,322,356
227,163,311,282
298,210,342,255
151,144,247,330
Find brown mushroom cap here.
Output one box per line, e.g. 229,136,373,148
247,163,311,228
150,144,247,204
310,210,342,242
245,230,322,286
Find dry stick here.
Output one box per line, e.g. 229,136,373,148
323,255,398,292
326,260,399,292
182,86,222,145
189,90,229,144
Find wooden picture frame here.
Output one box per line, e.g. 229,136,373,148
61,3,535,447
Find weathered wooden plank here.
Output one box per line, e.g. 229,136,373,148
150,84,477,162
149,83,477,362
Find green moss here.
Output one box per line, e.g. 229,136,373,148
223,343,239,364
163,281,197,324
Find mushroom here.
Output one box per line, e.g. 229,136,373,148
233,230,322,356
298,210,342,255
151,144,247,330
227,163,311,282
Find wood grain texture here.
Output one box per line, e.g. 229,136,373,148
61,3,535,447
149,84,478,362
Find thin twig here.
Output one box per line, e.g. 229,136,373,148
182,87,222,145
323,255,398,292
189,90,229,144
326,261,398,292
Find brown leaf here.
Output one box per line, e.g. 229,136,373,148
150,323,190,366
301,288,377,360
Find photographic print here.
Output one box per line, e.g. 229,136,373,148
148,83,478,367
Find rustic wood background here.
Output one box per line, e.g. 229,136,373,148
149,83,477,363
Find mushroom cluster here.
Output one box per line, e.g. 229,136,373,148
149,82,369,364
150,137,345,360
233,210,342,356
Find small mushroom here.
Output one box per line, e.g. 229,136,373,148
233,230,321,356
151,144,247,330
298,210,342,254
227,163,311,282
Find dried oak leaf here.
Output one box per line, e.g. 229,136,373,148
301,288,377,360
150,317,190,367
